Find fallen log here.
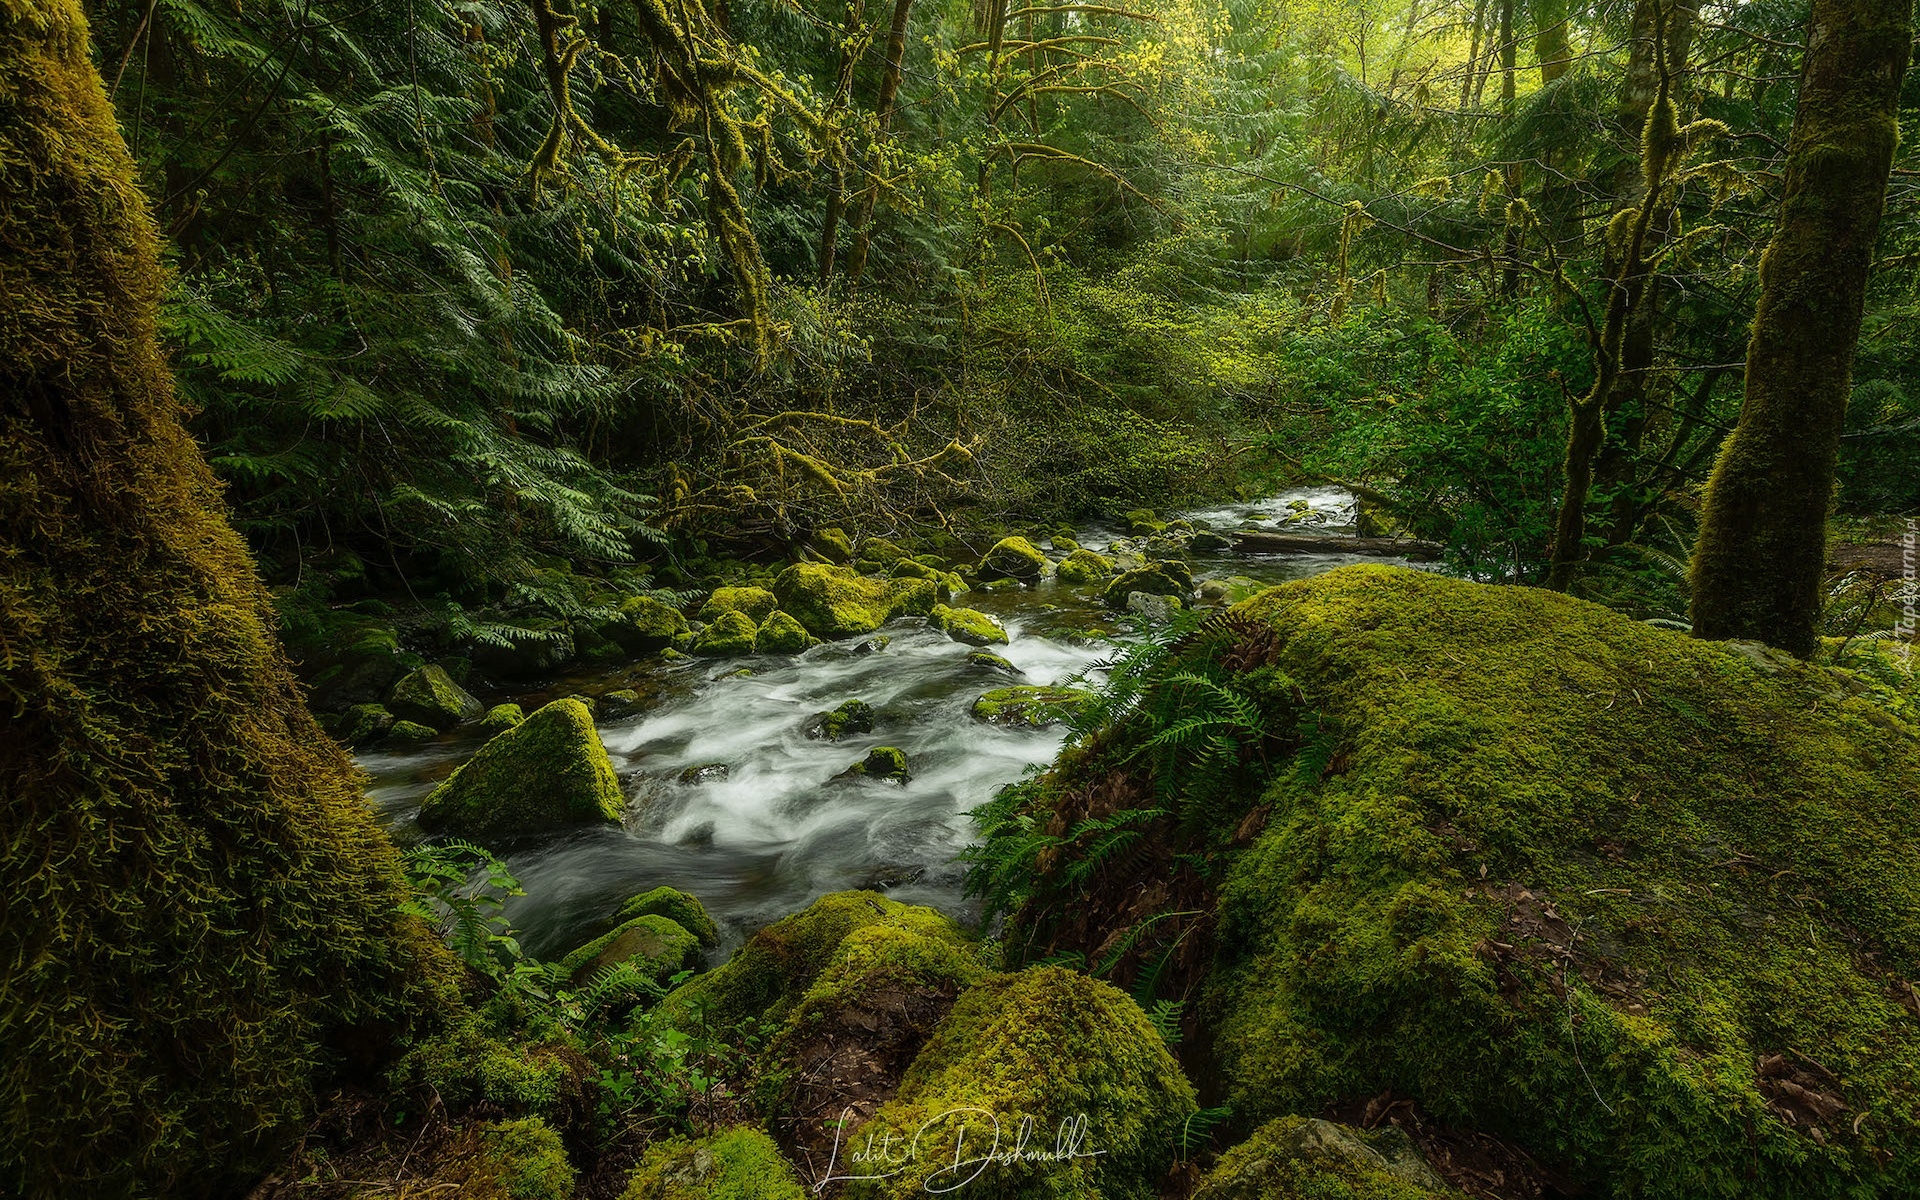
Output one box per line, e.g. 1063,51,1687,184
1232,530,1445,561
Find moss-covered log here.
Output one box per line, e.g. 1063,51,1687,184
1688,0,1913,655
0,0,456,1193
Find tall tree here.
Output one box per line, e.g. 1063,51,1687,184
1688,0,1913,655
0,0,455,1194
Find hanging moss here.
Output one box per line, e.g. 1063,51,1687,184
0,0,459,1193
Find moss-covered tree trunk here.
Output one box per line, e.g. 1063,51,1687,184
1688,0,1912,656
0,0,456,1195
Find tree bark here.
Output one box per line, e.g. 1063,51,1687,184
1688,0,1912,655
0,0,455,1192
846,0,914,282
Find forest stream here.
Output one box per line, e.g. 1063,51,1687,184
356,486,1426,958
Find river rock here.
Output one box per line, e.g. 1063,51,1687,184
479,703,524,734
599,689,643,719
1127,591,1185,622
689,609,758,656
331,703,394,749
297,613,411,712
754,609,819,654
386,719,437,743
416,699,623,844
387,664,484,729
1101,561,1193,610
605,595,688,653
1055,547,1115,584
697,586,779,624
837,746,910,782
889,557,963,599
964,649,1022,676
558,913,699,986
678,762,729,785
616,886,719,946
807,699,875,741
976,536,1050,581
772,563,937,640
928,603,1007,647
969,685,1095,729
807,527,854,564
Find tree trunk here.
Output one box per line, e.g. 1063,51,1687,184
1688,0,1911,655
0,1,456,1193
846,0,914,283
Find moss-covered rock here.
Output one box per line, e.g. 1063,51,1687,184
332,702,395,748
388,663,485,729
928,603,1008,646
976,535,1050,581
772,563,937,640
698,586,780,624
618,1127,805,1200
889,556,964,598
860,537,913,567
480,702,525,734
970,686,1095,729
808,698,876,741
690,609,760,657
965,650,1022,675
608,594,690,653
809,527,855,564
391,1016,587,1124
387,718,439,742
842,967,1197,1199
1016,564,1920,1198
417,1117,577,1200
299,613,413,712
1055,547,1116,584
1193,1117,1451,1199
838,745,911,782
600,688,644,719
1124,508,1167,535
558,913,700,985
417,699,624,844
756,609,819,654
655,892,970,1038
617,886,720,946
1101,561,1193,610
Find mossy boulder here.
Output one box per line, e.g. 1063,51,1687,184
970,686,1095,729
299,613,412,711
809,526,855,564
618,1127,805,1200
1017,564,1920,1198
698,586,780,624
928,603,1008,647
860,537,912,566
1193,1117,1451,1199
655,892,970,1037
1055,547,1116,584
964,650,1022,676
1124,507,1167,535
808,698,876,741
772,563,937,640
690,609,759,657
842,967,1197,1199
617,886,719,946
600,688,644,719
755,609,819,654
387,663,484,729
889,556,963,598
332,702,395,748
1101,561,1193,610
976,535,1050,581
480,702,525,734
608,594,689,653
416,699,624,844
418,1117,577,1200
391,1015,587,1124
838,746,910,782
387,719,439,743
558,913,700,986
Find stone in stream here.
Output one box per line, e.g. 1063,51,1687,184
386,718,438,744
754,609,819,654
678,762,730,785
386,663,484,729
1054,547,1114,584
603,594,688,653
927,603,1007,647
479,702,524,734
689,609,758,656
557,913,700,987
772,563,938,640
1198,576,1266,605
855,634,891,654
416,699,623,845
888,557,964,600
1126,591,1185,623
1100,561,1193,611
697,585,779,624
1189,529,1234,553
806,699,875,741
969,686,1096,729
836,746,911,783
598,689,643,719
975,535,1050,581
615,885,719,946
964,649,1022,676
330,702,394,748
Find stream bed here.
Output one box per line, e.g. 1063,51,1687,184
357,487,1426,959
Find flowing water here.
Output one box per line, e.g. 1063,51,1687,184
358,486,1426,959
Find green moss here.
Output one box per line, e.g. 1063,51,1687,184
970,686,1095,728
965,650,1022,675
601,688,644,718
1101,561,1193,610
811,698,876,741
810,527,855,564
977,535,1051,581
558,913,700,985
841,745,911,782
388,718,439,742
861,537,912,566
655,892,971,1037
388,663,484,729
392,1015,585,1122
618,1126,805,1200
417,699,624,844
481,702,526,734
889,556,964,598
929,603,1009,646
691,609,760,656
618,886,720,946
699,585,780,625
1193,1117,1451,1200
472,1117,577,1200
842,967,1197,1199
772,563,937,640
1124,508,1168,535
1055,547,1116,584
333,702,395,748
611,594,690,652
1157,565,1920,1198
756,609,820,654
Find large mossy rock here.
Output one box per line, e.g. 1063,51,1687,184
755,609,819,654
699,585,779,625
970,685,1095,729
840,967,1198,1199
617,886,720,946
416,699,624,844
1015,564,1920,1198
417,1117,577,1200
1193,1117,1451,1200
1055,547,1115,584
976,535,1050,581
387,663,484,729
772,563,937,641
1100,560,1193,610
618,1127,805,1200
607,594,689,653
558,913,700,986
297,612,413,711
929,603,1008,646
690,609,759,657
